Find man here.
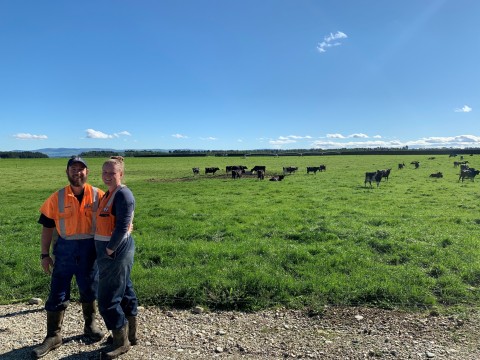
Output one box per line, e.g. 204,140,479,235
33,156,105,358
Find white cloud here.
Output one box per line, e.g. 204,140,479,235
327,133,369,139
85,129,131,139
200,137,217,141
327,133,346,139
172,133,188,139
13,133,48,140
310,134,480,150
86,129,113,139
349,133,368,139
317,31,348,53
455,105,472,113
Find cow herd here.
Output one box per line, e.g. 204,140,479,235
365,158,480,188
192,157,479,187
191,164,327,181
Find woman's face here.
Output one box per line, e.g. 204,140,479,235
102,162,122,189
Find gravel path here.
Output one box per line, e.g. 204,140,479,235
1,302,479,359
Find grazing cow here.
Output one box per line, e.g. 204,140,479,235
269,175,285,181
364,170,383,187
319,164,326,172
306,166,321,174
226,165,248,174
460,163,470,171
257,170,265,180
454,161,468,168
251,165,266,174
398,162,405,169
381,168,391,181
283,166,298,174
430,172,443,178
410,161,420,169
205,167,220,175
428,157,436,160
459,168,480,182
231,169,242,179
192,167,200,176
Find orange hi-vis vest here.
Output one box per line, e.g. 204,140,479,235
94,185,133,242
40,184,103,240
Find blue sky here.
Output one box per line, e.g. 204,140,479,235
1,0,479,151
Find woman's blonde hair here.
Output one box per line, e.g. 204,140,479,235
103,156,125,174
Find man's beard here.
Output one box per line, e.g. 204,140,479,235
68,174,87,187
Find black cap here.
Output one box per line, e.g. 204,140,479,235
67,156,88,169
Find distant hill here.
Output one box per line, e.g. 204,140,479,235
34,148,122,158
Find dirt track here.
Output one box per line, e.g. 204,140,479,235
1,302,479,359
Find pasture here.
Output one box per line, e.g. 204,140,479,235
1,154,480,312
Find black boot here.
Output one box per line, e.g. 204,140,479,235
31,310,64,358
126,315,138,345
82,302,105,341
106,316,138,345
102,323,130,359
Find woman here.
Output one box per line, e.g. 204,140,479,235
95,156,138,359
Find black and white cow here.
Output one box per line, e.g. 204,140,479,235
459,168,480,182
251,165,266,174
192,167,200,175
364,170,383,187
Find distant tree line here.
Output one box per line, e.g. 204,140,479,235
0,151,48,159
79,150,122,158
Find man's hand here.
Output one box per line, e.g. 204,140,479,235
41,257,54,275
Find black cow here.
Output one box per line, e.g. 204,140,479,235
364,170,383,187
232,169,242,179
410,161,420,169
251,165,266,174
381,168,391,181
192,167,200,176
319,164,326,172
205,167,220,175
226,165,248,174
459,168,480,182
269,175,285,181
283,166,298,174
257,170,265,180
430,172,443,178
306,166,321,174
398,162,405,169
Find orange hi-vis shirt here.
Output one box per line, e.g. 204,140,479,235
94,185,133,242
40,184,104,240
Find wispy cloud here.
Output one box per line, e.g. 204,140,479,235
172,133,188,139
269,135,313,146
13,133,48,140
200,136,217,141
317,31,348,53
454,105,472,113
311,134,480,150
86,129,131,139
327,133,368,139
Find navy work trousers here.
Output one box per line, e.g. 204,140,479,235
45,237,99,312
95,236,138,331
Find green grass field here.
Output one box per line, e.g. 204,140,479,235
1,155,480,311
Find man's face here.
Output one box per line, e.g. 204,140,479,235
66,163,88,187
